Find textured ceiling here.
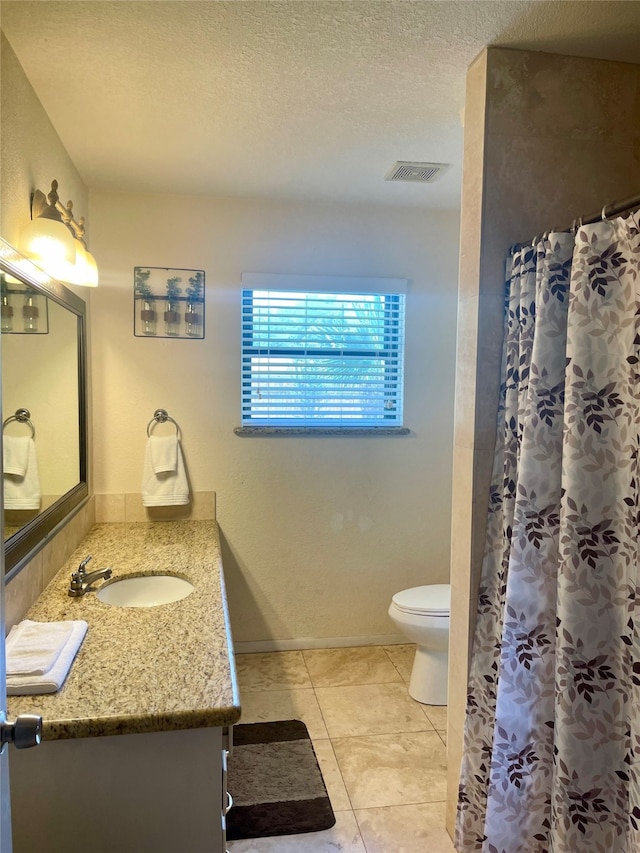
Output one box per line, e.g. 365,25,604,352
2,1,640,209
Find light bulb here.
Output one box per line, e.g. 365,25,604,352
20,218,76,281
71,242,99,288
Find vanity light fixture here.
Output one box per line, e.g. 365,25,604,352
20,180,99,288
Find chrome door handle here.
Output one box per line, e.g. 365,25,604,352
0,712,42,752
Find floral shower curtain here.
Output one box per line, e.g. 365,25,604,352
456,211,640,853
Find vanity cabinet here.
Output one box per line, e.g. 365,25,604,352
10,727,226,852
10,726,231,853
6,522,241,853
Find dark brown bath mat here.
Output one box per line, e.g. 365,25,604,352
226,719,336,841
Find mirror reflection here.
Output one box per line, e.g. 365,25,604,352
3,289,80,540
0,240,88,577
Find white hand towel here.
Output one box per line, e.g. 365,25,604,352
7,620,88,695
3,437,41,510
149,435,178,474
6,619,74,676
142,437,190,506
3,435,30,476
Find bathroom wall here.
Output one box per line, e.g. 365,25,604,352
89,191,460,646
1,31,461,644
0,34,88,248
1,35,96,622
446,46,640,833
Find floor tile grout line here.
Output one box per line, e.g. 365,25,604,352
303,649,373,817
311,679,331,740
323,720,438,740
309,678,358,810
323,735,356,813
298,648,315,690
330,728,447,747
354,798,448,810
382,643,410,685
419,704,442,731
353,808,368,853
353,807,373,853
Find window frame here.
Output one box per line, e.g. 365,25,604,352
238,274,408,433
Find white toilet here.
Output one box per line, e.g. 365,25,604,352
388,583,451,705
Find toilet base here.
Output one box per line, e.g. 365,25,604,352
408,646,448,705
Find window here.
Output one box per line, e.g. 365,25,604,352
240,274,406,428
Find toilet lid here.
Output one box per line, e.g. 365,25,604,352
392,584,450,616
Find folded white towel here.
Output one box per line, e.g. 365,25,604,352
7,620,88,695
6,619,74,676
149,435,178,474
3,437,41,510
3,435,30,476
142,437,190,507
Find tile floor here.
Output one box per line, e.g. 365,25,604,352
227,644,455,853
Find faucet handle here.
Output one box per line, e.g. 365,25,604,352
77,555,93,576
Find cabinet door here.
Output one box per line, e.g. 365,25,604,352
11,727,224,852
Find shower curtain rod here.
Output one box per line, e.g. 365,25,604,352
510,191,640,254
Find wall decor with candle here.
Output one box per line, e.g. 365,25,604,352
134,267,205,339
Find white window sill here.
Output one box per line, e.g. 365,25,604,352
234,427,410,437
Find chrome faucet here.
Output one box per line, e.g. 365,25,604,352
68,555,113,597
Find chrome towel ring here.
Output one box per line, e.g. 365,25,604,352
146,408,180,438
2,408,35,438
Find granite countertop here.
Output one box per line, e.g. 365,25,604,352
6,520,241,741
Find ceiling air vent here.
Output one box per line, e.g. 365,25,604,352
384,161,450,183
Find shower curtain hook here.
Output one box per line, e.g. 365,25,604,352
601,203,609,221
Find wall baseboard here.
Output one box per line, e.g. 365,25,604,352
233,633,407,654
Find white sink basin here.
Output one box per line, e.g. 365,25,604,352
97,575,194,607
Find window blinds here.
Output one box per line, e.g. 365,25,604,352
241,287,406,427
